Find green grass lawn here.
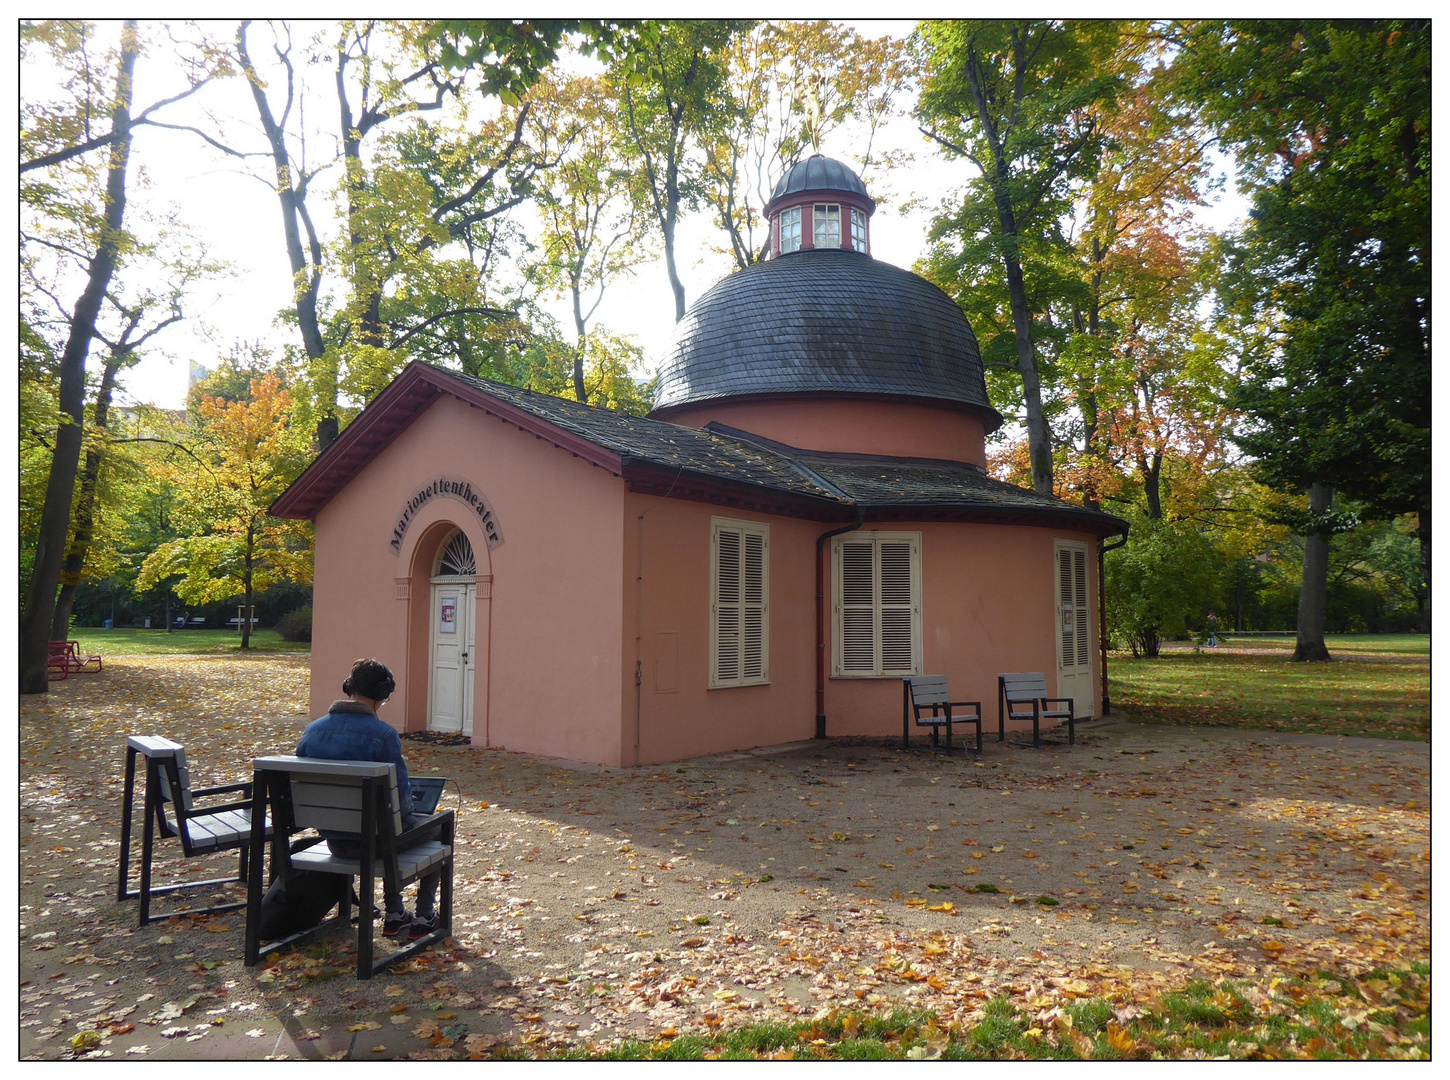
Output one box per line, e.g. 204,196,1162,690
535,969,1428,1060
1110,634,1428,740
66,628,309,657
1208,633,1429,657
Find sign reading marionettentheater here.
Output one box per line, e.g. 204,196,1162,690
390,476,502,553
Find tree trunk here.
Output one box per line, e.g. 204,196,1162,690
571,278,588,403
241,521,255,650
662,162,687,322
1001,240,1053,497
237,22,332,446
1141,453,1163,520
20,23,138,695
1292,482,1333,662
1416,503,1429,631
51,348,127,638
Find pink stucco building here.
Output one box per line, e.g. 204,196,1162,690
272,156,1128,766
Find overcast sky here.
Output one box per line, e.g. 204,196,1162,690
28,20,1247,410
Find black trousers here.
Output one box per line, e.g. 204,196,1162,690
325,813,440,917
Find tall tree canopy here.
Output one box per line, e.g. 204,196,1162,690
1181,19,1431,659
915,19,1124,498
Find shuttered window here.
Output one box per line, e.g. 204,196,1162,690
832,532,921,678
1056,541,1091,672
710,518,769,688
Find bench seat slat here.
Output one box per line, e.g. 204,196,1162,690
292,839,451,880
184,809,270,850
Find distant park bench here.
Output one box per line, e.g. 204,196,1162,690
174,617,207,629
48,640,101,677
997,672,1075,748
227,618,260,628
902,675,982,754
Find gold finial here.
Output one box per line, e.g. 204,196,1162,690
803,79,823,155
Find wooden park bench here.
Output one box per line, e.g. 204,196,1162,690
245,756,454,980
997,673,1075,748
48,639,101,675
117,736,269,925
902,675,982,754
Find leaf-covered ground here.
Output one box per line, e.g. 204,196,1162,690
19,655,1429,1060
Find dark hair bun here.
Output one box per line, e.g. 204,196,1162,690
347,659,395,701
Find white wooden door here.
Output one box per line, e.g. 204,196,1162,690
1054,541,1093,718
461,583,476,738
429,582,475,733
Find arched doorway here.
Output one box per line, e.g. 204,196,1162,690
428,529,477,735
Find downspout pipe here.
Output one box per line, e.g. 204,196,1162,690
1099,531,1128,715
816,508,866,739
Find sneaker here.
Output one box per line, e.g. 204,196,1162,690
382,910,412,938
408,911,441,941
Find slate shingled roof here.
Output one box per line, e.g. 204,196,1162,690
768,154,871,204
272,363,1125,537
652,250,1001,429
444,368,1121,534
441,370,839,502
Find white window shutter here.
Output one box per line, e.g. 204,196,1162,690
742,531,766,680
1057,547,1075,669
839,540,876,674
711,519,769,687
834,533,921,678
714,528,741,684
1073,546,1090,668
878,540,915,673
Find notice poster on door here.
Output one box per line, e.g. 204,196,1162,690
439,597,457,634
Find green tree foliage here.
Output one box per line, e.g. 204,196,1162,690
915,19,1125,497
612,20,748,321
524,73,651,401
136,373,313,649
20,19,142,692
1105,510,1223,657
1182,19,1431,657
702,21,913,269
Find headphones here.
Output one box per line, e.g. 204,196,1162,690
343,662,395,702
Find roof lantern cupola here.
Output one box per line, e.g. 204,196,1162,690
764,154,874,259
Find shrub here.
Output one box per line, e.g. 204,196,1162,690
276,605,312,643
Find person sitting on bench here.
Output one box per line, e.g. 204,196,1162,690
295,658,442,941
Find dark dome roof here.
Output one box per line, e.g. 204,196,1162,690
768,154,870,203
652,251,1000,428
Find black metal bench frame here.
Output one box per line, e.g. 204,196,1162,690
997,672,1075,748
117,735,266,925
244,756,454,980
902,676,982,754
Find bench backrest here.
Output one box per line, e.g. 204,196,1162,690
1000,672,1050,702
127,734,195,813
253,756,403,838
906,675,951,707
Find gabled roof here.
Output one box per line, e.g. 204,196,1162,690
270,362,1127,539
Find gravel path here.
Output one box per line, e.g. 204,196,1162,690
19,655,1430,1060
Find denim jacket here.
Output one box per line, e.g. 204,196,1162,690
295,700,413,839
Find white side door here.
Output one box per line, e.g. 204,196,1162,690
461,583,476,738
429,583,466,733
1054,540,1094,718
